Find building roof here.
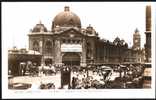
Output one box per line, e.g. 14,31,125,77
52,6,81,29
8,48,41,55
27,50,41,55
134,28,140,35
135,28,139,33
32,21,48,33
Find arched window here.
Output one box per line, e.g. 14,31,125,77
45,41,52,53
68,39,71,44
62,39,66,43
77,40,80,44
33,41,39,51
87,42,91,59
72,40,76,44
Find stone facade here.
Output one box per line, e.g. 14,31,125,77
28,6,145,66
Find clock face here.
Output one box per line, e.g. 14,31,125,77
135,40,138,43
69,34,74,38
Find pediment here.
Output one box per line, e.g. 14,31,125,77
59,28,84,38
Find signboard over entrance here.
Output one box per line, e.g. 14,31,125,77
61,44,82,52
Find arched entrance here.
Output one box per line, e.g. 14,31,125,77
62,52,80,66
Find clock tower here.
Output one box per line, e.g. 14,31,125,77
133,28,141,50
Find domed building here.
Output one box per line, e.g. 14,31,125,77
8,5,151,88
52,6,81,30
28,6,133,66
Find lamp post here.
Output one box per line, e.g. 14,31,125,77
119,45,122,78
42,34,45,66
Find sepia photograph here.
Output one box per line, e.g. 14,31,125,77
2,2,155,99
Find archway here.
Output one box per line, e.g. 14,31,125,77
62,52,80,66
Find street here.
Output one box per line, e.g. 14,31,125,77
9,72,61,89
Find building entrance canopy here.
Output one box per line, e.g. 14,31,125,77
61,44,82,52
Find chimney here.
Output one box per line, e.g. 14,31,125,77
146,5,151,31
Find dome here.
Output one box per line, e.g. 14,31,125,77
86,24,96,34
52,6,81,30
32,21,48,32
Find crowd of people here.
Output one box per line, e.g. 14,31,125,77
67,64,144,89
9,61,145,89
105,64,144,88
71,71,106,89
58,64,113,89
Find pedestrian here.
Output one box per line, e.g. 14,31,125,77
72,77,77,89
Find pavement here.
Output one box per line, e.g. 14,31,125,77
9,70,121,89
9,72,61,89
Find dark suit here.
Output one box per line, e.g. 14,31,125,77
61,66,71,88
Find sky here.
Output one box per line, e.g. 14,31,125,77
2,2,154,50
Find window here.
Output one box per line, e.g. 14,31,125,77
72,40,75,44
62,39,66,43
33,41,39,51
77,40,80,44
68,39,71,44
87,42,91,59
45,41,52,53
